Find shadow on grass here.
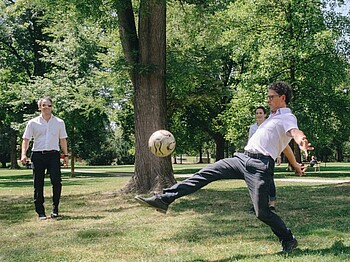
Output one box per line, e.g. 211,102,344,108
0,181,33,188
1,179,349,262
274,164,350,179
289,240,350,257
0,191,110,223
211,240,350,261
0,172,134,181
0,173,34,181
0,178,110,188
164,183,349,257
69,172,134,178
176,164,350,177
275,171,350,179
2,165,350,182
174,168,203,174
59,214,105,220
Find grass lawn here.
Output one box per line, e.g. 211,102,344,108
0,163,349,261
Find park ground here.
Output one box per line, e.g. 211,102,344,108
0,162,349,261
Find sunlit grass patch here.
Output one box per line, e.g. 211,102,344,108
0,165,349,261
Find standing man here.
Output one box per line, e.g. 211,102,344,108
21,97,68,220
135,81,312,252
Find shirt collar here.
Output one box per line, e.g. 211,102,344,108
270,107,291,116
40,113,53,122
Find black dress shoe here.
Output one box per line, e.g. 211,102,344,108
281,237,298,252
38,214,47,221
134,195,169,214
51,213,59,219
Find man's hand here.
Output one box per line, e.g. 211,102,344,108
299,137,314,159
21,139,29,166
276,156,282,166
63,156,69,167
20,155,27,166
289,129,314,158
295,163,308,176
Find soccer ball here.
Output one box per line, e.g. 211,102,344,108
148,130,176,157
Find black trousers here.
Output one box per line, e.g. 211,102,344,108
31,151,62,215
160,152,293,242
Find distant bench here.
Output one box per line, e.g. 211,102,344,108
302,161,321,172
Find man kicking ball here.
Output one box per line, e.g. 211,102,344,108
135,81,313,252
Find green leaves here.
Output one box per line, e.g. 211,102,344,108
219,0,350,159
1,0,350,165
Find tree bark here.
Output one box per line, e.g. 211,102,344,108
214,133,225,161
10,130,19,169
70,126,75,178
30,10,47,77
335,145,343,162
117,0,175,194
198,145,203,163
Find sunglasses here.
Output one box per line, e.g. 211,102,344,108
42,104,52,108
267,95,281,101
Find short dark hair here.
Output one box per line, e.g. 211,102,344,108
37,96,53,107
255,106,267,114
268,81,293,104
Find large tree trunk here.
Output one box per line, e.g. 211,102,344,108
198,145,203,163
118,0,175,194
30,10,47,77
293,141,302,162
335,145,343,162
70,125,75,178
214,133,225,161
10,130,19,169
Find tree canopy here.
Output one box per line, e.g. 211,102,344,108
1,0,350,191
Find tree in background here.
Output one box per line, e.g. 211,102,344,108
115,0,176,193
166,1,237,161
0,1,118,172
33,3,117,175
221,0,350,162
37,0,176,191
0,2,52,168
1,0,350,178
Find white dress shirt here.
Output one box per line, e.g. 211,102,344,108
244,108,298,160
22,114,68,152
248,123,259,140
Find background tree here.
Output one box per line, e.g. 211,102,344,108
1,0,350,178
221,0,350,163
42,0,179,191
1,1,118,172
34,4,117,174
0,1,52,168
167,1,237,161
115,0,176,193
